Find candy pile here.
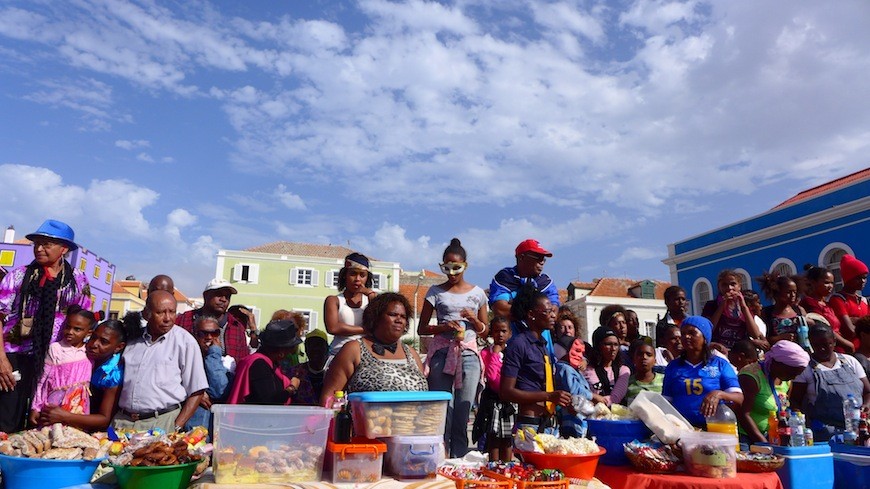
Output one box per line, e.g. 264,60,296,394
485,461,565,481
438,466,496,481
623,440,680,473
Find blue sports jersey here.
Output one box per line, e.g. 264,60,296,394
662,355,741,427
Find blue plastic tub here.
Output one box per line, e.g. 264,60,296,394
831,443,870,489
586,419,651,466
0,454,104,489
771,444,834,489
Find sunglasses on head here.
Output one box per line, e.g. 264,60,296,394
196,329,220,338
439,262,467,275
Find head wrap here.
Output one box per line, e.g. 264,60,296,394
344,252,370,271
764,340,810,369
840,254,869,284
680,315,713,344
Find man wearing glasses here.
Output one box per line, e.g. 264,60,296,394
185,316,234,436
489,239,560,353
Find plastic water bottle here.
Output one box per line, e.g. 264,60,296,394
797,319,811,351
788,410,806,447
843,393,861,444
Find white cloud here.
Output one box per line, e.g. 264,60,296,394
608,247,663,267
135,152,154,163
23,78,123,131
273,184,306,210
115,139,150,150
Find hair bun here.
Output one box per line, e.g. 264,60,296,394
450,238,461,246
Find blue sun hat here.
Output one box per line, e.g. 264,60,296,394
26,219,78,251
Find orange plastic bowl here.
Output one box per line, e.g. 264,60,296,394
517,448,606,480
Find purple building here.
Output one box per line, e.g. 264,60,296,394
0,226,116,319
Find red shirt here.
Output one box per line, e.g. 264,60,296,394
828,292,869,350
176,309,251,363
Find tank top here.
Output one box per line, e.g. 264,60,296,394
346,339,428,393
328,294,369,357
737,363,790,436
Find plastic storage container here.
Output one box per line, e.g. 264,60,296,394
629,391,694,444
679,431,737,478
383,435,445,480
326,439,386,484
348,391,451,438
771,443,834,489
586,419,650,466
831,443,870,489
0,454,104,489
211,405,333,484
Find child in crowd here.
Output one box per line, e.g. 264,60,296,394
29,306,97,426
829,254,869,349
585,327,631,406
475,317,515,462
853,316,870,376
703,270,763,349
758,272,810,347
625,340,662,405
654,325,682,372
554,335,593,437
728,339,759,373
742,290,768,341
285,329,329,405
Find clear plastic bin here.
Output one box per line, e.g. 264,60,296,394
679,431,737,478
629,391,694,444
211,405,332,484
347,391,450,438
383,435,445,480
326,439,386,484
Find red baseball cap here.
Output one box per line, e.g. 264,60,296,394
515,239,552,257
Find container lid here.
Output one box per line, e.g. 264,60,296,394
327,439,387,455
679,430,737,444
212,405,333,415
830,442,870,455
770,442,832,456
382,435,445,444
347,391,452,402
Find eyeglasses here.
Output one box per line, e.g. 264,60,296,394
196,329,220,338
32,240,60,250
439,262,467,275
523,253,546,263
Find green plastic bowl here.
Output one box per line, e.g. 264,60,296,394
111,460,200,489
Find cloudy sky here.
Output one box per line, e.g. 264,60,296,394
1,0,868,296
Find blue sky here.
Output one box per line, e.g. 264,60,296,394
1,0,868,296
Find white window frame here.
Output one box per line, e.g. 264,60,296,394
289,267,318,287
293,309,318,333
326,269,340,288
371,273,386,291
733,268,753,291
232,263,260,284
692,277,713,316
769,258,797,277
819,242,854,291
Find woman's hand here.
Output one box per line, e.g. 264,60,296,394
0,354,16,392
591,393,608,405
38,405,68,425
701,390,723,417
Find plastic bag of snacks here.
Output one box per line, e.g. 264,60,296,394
623,440,680,473
484,461,565,482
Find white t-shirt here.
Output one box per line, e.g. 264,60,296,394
793,355,867,405
754,315,767,338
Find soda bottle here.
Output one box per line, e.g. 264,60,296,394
332,391,353,443
706,402,739,450
777,410,791,446
859,413,870,447
788,410,805,447
843,394,861,444
768,411,779,445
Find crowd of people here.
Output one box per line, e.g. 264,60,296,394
1,219,868,462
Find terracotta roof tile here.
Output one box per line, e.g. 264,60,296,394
570,280,599,289
558,288,569,305
587,277,672,299
244,241,360,259
398,283,430,318
774,167,870,209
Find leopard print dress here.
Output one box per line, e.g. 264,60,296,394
346,339,428,392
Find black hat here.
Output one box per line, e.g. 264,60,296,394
259,320,302,349
592,326,617,347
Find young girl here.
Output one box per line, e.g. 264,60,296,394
554,335,593,437
625,340,662,405
418,238,488,458
703,270,763,349
38,319,129,431
758,272,810,348
475,317,514,462
585,327,631,406
324,253,376,362
29,306,96,426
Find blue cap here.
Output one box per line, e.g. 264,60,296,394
26,219,78,251
680,315,713,344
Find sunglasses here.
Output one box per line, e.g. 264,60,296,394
196,329,220,338
523,253,547,263
439,262,467,276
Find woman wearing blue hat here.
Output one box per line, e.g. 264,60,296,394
0,219,92,432
662,316,744,428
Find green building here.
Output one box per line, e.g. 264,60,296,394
215,242,401,333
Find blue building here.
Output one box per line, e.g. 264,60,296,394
664,168,870,312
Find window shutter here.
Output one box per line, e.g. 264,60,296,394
249,264,259,284
289,268,298,285
327,270,337,288
232,265,243,282
309,311,319,332
311,270,320,287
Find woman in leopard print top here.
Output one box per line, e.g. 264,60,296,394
321,293,427,403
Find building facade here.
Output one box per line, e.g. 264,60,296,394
664,169,870,313
215,242,401,333
108,279,195,320
564,278,671,343
0,227,116,319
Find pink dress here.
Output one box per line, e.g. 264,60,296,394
31,341,92,415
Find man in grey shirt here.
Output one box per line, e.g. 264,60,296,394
112,290,208,432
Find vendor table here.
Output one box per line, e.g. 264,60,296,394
594,465,783,489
